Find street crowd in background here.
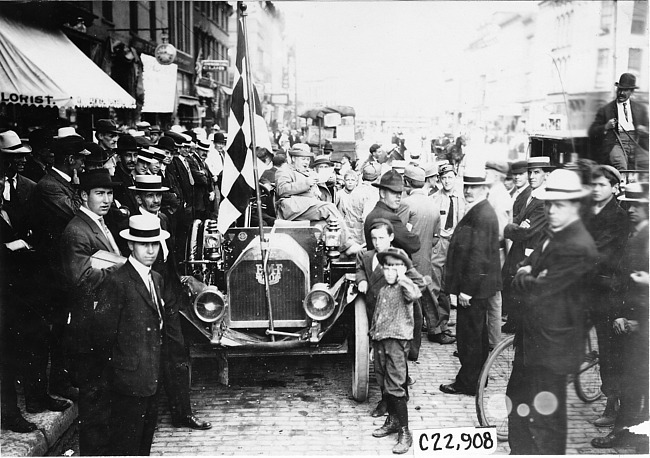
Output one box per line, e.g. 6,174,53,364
0,72,648,456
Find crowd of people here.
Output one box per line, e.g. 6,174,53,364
0,72,647,457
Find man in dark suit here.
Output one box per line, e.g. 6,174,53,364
501,156,553,334
509,160,529,214
23,128,54,184
93,214,185,456
94,119,120,154
30,135,90,403
60,169,124,455
156,137,183,235
589,73,649,170
112,135,140,215
585,165,629,428
192,139,217,220
439,170,501,396
507,169,597,454
364,170,420,256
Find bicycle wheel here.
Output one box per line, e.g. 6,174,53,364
575,326,602,403
476,335,515,442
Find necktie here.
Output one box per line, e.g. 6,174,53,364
623,103,629,122
444,196,454,230
148,273,164,329
9,177,16,203
182,157,195,186
98,217,121,255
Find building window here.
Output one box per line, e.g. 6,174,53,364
631,0,648,34
129,1,138,33
600,1,613,33
102,1,113,23
595,49,610,89
629,48,643,75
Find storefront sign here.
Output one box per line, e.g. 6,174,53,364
1,92,57,105
202,59,229,72
174,51,195,74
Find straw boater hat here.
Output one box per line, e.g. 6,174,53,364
618,182,648,202
527,156,554,170
289,143,314,157
462,169,492,186
148,146,167,163
78,168,121,191
533,169,590,200
120,214,170,243
196,139,210,151
137,149,158,164
0,130,32,154
128,175,169,192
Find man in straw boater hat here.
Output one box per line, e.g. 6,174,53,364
592,182,649,451
589,73,649,171
439,168,501,396
59,168,123,455
129,174,212,432
506,169,597,454
92,214,185,455
501,156,554,334
276,143,362,255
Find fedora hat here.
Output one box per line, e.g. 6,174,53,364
28,128,52,150
51,137,90,157
83,142,112,164
312,155,333,167
129,174,169,192
376,247,413,270
462,170,492,186
136,121,151,131
372,169,404,193
95,119,120,134
78,168,121,191
135,136,152,148
289,143,313,157
618,182,648,202
527,156,554,170
0,130,32,154
214,132,226,144
120,214,170,243
116,135,139,152
157,136,176,152
362,163,380,181
615,73,638,90
510,160,528,175
54,126,84,140
533,169,591,200
404,164,425,181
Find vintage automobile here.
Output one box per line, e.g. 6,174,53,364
180,218,370,402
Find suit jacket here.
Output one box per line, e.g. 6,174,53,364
589,99,649,161
275,166,321,220
444,199,501,299
397,189,440,278
22,156,48,184
112,164,138,214
513,219,598,374
190,153,217,217
168,156,194,209
4,173,36,238
60,210,122,354
364,201,421,255
93,261,184,397
502,194,546,279
511,185,531,221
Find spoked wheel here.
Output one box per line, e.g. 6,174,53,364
575,326,602,403
350,296,369,402
476,335,515,442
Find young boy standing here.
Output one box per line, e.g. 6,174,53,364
370,247,422,454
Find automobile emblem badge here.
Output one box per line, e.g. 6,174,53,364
255,263,283,286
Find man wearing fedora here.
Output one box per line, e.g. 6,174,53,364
1,131,37,237
92,214,185,455
439,169,501,396
131,175,212,432
509,160,530,206
59,168,124,455
507,169,597,454
112,135,140,214
23,128,54,183
30,135,91,403
589,73,649,171
501,156,552,334
192,139,217,220
95,119,120,153
592,182,649,450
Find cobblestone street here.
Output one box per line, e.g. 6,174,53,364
150,319,640,456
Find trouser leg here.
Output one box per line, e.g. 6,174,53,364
409,300,422,361
163,359,192,422
75,355,111,456
487,292,502,348
594,313,622,399
430,238,450,333
455,298,489,393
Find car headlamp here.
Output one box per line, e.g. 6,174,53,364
303,283,336,321
193,286,227,323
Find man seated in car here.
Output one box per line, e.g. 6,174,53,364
275,143,361,255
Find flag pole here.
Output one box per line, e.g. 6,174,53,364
239,2,275,340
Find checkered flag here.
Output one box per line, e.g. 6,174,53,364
217,16,272,234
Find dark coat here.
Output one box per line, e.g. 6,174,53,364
60,210,123,354
513,219,598,374
92,261,184,397
4,173,36,238
22,156,48,184
167,156,195,223
511,185,531,221
364,201,421,255
589,99,649,162
502,194,546,279
444,199,502,299
615,223,649,325
112,164,138,214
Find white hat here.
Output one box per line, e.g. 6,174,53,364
128,174,169,192
533,169,590,200
54,126,84,140
0,130,32,153
462,169,492,186
120,214,170,242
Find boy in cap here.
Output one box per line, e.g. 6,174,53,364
370,247,421,454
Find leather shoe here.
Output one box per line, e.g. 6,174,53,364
371,399,388,417
428,333,456,344
26,396,71,414
172,414,212,430
407,375,416,386
591,429,630,448
1,414,37,433
50,385,79,402
439,383,475,396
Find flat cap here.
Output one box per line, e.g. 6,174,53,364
404,164,425,181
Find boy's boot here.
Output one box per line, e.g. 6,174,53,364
373,396,400,437
371,390,388,417
392,396,413,454
594,396,619,427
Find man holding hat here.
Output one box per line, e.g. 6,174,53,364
501,156,552,334
507,169,597,454
92,214,183,455
345,163,380,245
59,168,123,455
95,119,120,153
276,144,361,255
439,169,501,396
589,73,649,171
23,128,54,183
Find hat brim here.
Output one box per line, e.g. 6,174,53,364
376,251,413,269
618,196,649,202
80,181,122,190
372,182,403,193
128,186,169,192
97,128,120,135
615,83,639,89
0,145,32,154
119,228,170,242
533,187,591,200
